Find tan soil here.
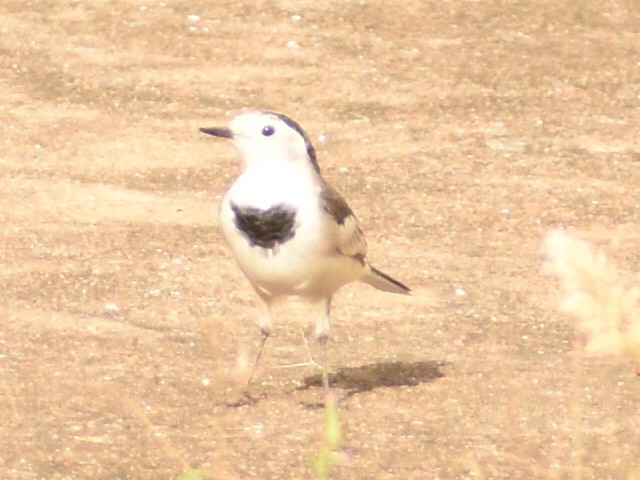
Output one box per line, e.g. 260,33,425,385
1,1,640,478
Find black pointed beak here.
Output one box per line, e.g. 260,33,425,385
199,127,233,138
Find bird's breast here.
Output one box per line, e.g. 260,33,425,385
230,202,297,250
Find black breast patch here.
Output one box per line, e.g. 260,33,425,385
230,202,297,249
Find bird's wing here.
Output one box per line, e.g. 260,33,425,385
319,180,368,261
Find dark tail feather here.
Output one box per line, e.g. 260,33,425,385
361,265,411,295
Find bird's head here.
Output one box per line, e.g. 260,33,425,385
200,110,320,173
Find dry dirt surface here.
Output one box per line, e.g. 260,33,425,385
2,1,640,479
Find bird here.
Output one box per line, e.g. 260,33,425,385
200,110,410,387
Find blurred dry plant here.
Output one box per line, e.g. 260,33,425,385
543,229,640,360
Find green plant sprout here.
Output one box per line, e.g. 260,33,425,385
313,391,348,479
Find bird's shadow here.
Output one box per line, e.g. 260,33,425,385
298,360,446,395
224,360,446,408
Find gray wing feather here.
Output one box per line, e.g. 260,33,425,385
319,181,368,261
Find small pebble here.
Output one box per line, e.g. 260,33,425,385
104,303,120,313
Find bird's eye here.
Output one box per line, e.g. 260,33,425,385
262,125,275,137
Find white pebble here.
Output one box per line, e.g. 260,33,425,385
104,303,120,313
455,288,466,297
187,14,201,22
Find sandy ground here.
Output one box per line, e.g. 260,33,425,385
1,1,640,478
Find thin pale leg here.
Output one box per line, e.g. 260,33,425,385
247,298,273,385
315,298,332,389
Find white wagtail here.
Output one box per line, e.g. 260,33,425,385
200,110,410,386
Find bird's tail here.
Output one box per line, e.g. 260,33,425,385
361,264,411,295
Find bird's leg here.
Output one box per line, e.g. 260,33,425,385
248,328,269,382
318,334,329,389
315,298,332,389
247,300,273,385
